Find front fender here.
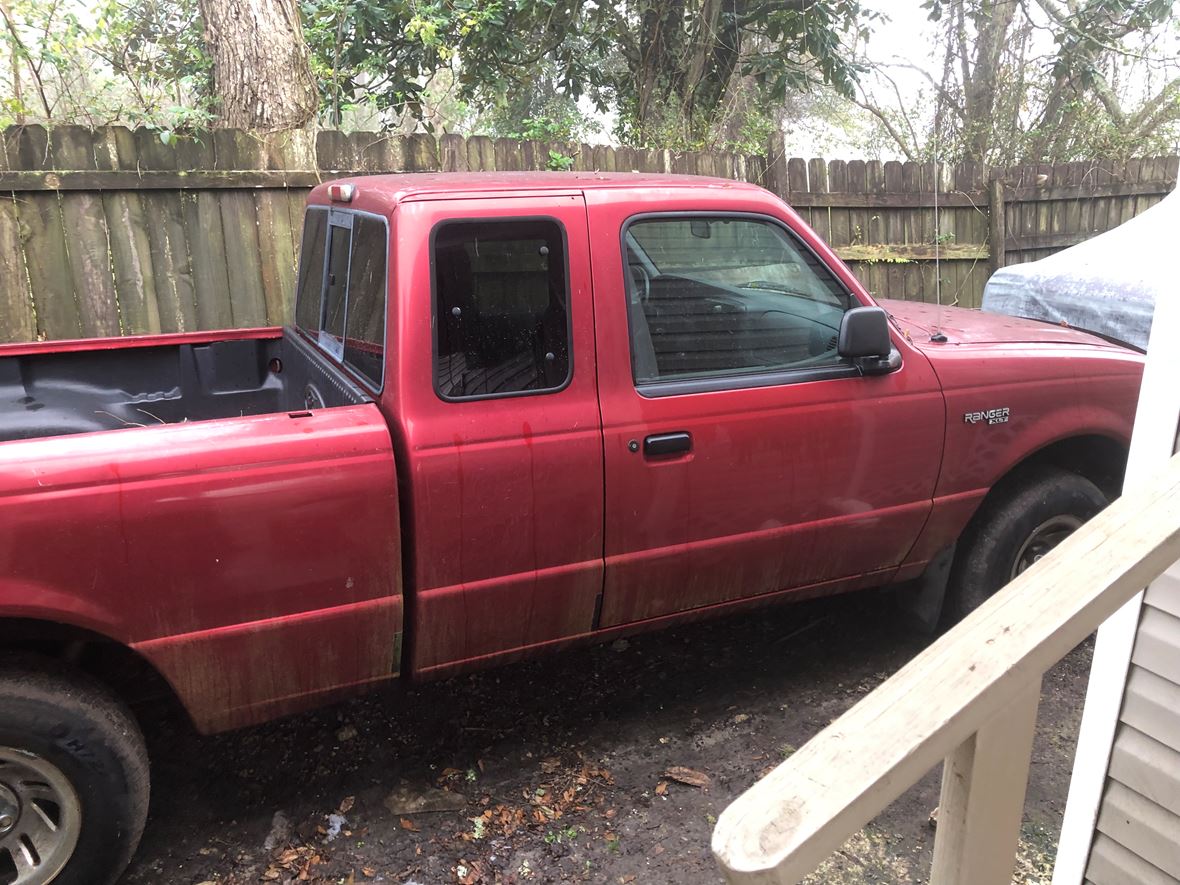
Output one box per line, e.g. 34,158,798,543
931,348,1139,499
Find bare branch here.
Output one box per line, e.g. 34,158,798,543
1127,76,1180,137
852,91,916,160
0,0,52,119
877,62,967,121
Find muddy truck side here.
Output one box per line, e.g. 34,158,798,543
0,172,1143,884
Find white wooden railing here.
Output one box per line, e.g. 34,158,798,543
711,449,1180,885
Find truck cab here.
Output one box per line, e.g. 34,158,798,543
336,175,944,677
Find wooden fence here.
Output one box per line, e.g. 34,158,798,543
0,124,1176,343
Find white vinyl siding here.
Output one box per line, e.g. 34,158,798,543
1085,573,1180,883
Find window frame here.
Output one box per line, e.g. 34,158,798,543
294,206,391,395
294,206,330,333
620,211,869,398
318,208,353,362
430,215,575,404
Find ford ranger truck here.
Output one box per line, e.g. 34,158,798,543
0,173,1142,884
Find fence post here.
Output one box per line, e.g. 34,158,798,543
988,174,1006,276
764,132,789,199
929,679,1040,885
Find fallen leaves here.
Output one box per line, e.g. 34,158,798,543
399,817,419,832
262,844,324,881
456,859,486,884
468,804,527,840
520,759,614,826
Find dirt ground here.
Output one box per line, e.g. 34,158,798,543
123,590,1090,885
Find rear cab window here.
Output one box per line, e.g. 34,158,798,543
295,206,389,391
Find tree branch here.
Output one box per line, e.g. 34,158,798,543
0,0,51,119
852,91,916,160
1126,75,1180,136
878,62,966,121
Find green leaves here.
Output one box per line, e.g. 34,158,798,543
0,0,214,128
296,0,868,147
1,0,869,149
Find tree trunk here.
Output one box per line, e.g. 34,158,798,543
198,0,318,130
961,0,1017,162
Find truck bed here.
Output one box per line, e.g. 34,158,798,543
0,328,369,443
0,326,403,733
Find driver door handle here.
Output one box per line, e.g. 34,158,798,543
644,432,692,457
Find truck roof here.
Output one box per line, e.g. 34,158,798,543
308,171,767,212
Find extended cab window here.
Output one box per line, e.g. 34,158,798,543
433,219,570,399
294,207,388,390
625,216,853,386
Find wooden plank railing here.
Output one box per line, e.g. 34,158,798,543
711,450,1180,885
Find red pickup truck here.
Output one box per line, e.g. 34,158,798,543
0,173,1142,884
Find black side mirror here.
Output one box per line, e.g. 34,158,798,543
838,306,901,375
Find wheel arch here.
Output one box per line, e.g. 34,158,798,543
0,617,191,727
953,432,1127,572
986,432,1128,504
898,433,1127,630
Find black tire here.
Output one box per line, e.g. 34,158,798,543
944,468,1107,625
0,658,149,885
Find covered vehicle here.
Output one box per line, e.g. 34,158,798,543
981,187,1179,349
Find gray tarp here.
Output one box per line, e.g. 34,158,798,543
981,187,1179,349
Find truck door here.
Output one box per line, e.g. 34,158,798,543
591,203,945,627
394,194,605,675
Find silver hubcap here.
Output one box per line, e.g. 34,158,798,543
1011,514,1084,581
0,748,81,885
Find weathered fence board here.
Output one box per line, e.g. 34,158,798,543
214,130,269,327
0,133,36,343
0,124,1174,342
137,128,198,334
12,127,83,340
96,126,162,335
174,134,231,332
50,126,120,338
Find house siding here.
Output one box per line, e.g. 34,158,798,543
1085,576,1180,883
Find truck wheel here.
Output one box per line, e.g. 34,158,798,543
944,468,1107,625
0,659,149,885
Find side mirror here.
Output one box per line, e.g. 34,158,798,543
838,306,901,375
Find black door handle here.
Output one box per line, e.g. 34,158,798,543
644,432,692,457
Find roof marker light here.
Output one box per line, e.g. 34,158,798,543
328,183,355,203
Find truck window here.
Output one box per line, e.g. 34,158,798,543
342,218,388,389
624,216,853,386
295,207,328,331
433,218,570,400
321,222,352,355
294,208,388,391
